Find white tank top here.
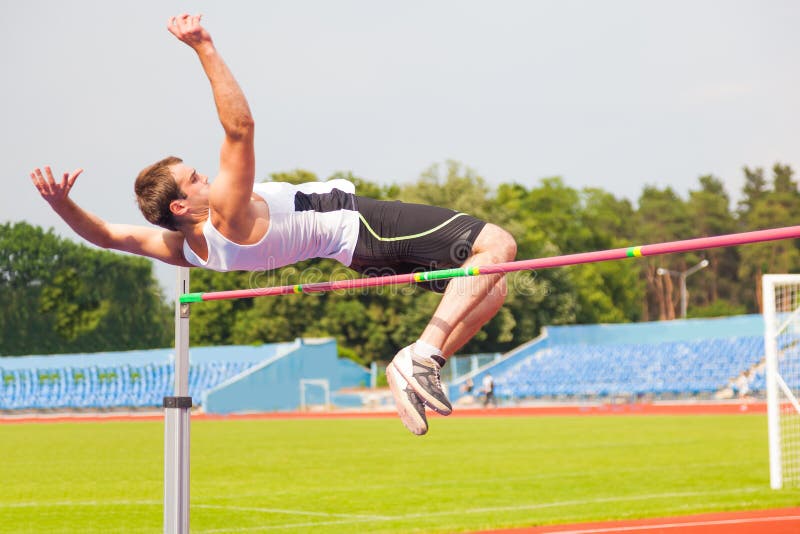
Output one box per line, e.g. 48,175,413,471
182,179,360,272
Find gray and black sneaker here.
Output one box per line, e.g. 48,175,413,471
386,363,428,435
391,345,452,416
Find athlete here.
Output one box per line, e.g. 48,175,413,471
30,14,516,435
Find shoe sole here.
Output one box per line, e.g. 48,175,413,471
393,360,453,416
386,364,428,436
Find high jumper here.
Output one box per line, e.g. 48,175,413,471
30,13,517,436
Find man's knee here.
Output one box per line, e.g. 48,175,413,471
498,229,517,262
475,224,516,263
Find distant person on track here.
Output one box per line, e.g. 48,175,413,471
30,14,516,436
461,377,475,395
482,373,496,408
735,371,751,400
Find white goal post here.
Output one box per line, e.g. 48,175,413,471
299,379,331,411
763,274,800,489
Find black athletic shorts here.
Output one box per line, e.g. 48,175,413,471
348,196,487,292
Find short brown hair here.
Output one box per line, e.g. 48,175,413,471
134,156,185,231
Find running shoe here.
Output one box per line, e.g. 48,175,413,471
390,345,452,416
386,363,428,435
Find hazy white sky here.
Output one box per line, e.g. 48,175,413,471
2,0,798,294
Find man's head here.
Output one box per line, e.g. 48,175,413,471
135,156,210,231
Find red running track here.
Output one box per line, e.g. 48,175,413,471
475,507,800,534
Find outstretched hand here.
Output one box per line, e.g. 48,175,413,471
167,13,212,50
30,166,83,208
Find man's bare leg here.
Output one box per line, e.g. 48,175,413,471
439,276,507,358
390,224,516,417
418,224,516,350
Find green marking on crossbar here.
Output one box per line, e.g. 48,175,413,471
180,293,204,304
413,266,477,283
625,246,643,258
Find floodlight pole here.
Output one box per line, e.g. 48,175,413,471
657,259,709,319
164,267,191,533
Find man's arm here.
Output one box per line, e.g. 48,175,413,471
31,166,191,267
168,14,256,236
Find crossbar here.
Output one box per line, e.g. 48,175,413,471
181,225,800,303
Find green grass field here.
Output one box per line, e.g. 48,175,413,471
1,413,799,533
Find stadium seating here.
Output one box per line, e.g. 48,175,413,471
0,339,369,412
494,336,765,399
0,361,255,410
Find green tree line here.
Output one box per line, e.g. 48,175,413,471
3,161,799,361
0,222,171,356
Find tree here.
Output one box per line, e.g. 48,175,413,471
737,164,800,310
686,175,738,310
0,222,171,355
737,166,767,222
571,188,642,324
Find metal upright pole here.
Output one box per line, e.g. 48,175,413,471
679,273,688,320
164,267,191,533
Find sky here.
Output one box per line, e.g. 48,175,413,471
2,0,799,296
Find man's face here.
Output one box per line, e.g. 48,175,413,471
170,163,210,208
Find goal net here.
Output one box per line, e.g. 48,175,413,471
763,274,800,489
299,379,331,411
